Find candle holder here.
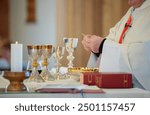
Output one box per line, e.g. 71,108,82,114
4,71,27,92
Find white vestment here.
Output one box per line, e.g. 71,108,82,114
87,0,150,91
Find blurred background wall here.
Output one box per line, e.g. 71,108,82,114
0,0,129,68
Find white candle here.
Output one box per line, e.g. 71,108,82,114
11,41,23,72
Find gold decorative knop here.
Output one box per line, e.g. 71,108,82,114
32,59,38,67
42,58,48,66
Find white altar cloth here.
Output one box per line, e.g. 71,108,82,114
1,71,150,98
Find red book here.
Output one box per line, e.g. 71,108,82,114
95,72,133,88
80,72,100,85
80,72,133,88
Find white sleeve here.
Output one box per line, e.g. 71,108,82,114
87,53,101,68
128,41,150,91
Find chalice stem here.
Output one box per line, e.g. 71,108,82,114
67,52,75,68
55,60,61,79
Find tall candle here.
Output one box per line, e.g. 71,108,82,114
11,41,23,72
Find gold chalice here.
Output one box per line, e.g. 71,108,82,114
63,38,78,68
40,45,55,81
52,46,65,80
27,45,44,82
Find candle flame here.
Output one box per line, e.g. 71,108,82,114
15,41,18,44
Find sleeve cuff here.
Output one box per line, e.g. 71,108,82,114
93,38,106,57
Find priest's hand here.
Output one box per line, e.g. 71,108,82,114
82,34,104,53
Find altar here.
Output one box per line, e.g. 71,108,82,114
1,88,150,98
1,72,150,98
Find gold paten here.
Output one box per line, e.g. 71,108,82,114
68,67,99,73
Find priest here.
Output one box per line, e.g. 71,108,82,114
82,0,150,91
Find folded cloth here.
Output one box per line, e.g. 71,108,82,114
0,71,10,88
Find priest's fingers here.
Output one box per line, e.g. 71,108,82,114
83,45,91,52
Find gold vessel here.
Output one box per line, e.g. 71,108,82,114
68,67,99,73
